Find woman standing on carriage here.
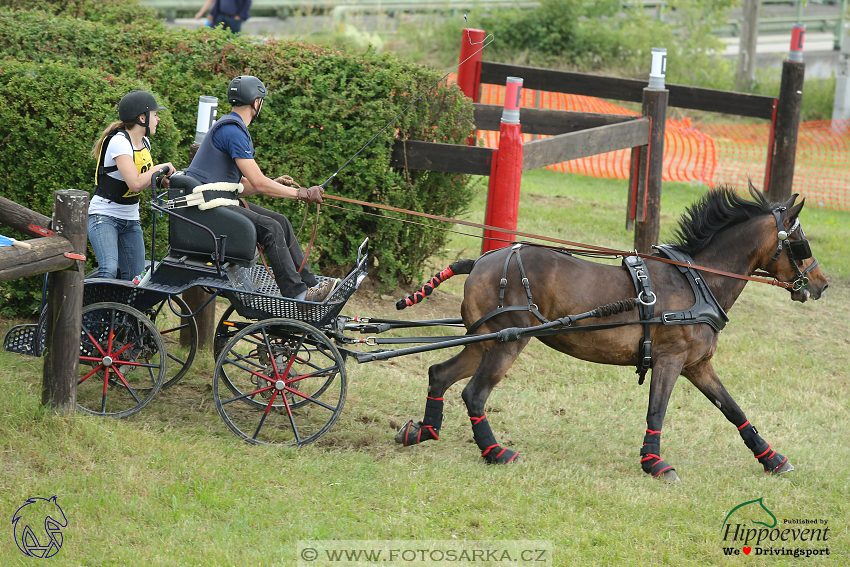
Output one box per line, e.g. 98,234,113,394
88,90,176,280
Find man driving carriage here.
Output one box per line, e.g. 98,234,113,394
184,75,338,302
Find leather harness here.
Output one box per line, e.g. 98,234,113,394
466,243,730,384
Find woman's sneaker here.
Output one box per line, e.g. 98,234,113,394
304,278,341,303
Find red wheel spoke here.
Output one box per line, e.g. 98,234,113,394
78,364,103,384
110,367,142,404
252,390,279,440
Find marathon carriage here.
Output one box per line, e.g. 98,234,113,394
3,169,369,445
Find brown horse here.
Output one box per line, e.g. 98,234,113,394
394,186,828,481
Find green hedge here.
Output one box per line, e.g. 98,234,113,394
0,5,475,316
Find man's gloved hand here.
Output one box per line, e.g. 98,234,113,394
274,175,297,187
297,185,324,204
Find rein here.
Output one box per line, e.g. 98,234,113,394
320,193,799,290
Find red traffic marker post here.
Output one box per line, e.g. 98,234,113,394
482,77,524,254
766,24,805,203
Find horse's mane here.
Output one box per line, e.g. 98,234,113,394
671,183,773,255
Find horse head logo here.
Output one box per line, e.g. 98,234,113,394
721,497,777,533
11,496,68,558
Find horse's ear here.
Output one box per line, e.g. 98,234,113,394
786,196,805,225
780,193,799,209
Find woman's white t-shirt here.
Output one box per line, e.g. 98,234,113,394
89,134,149,221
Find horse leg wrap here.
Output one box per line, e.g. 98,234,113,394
395,397,443,446
470,415,518,464
739,421,787,472
640,430,675,477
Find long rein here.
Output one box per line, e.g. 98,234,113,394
316,193,798,291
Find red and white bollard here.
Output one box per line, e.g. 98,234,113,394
482,77,523,254
788,23,805,63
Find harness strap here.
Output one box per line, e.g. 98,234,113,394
623,256,655,385
470,244,549,335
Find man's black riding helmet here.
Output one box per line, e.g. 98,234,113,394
118,90,166,122
228,76,268,107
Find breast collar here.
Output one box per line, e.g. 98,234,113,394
651,245,730,332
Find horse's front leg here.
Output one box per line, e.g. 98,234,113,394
641,357,685,482
395,346,480,446
682,360,793,474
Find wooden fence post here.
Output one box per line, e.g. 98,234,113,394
766,25,806,204
183,287,215,351
42,190,89,415
634,48,669,254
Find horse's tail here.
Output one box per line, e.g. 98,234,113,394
396,259,475,310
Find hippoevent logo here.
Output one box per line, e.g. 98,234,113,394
721,497,830,558
11,496,68,558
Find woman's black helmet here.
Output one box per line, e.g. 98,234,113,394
118,90,166,122
228,76,268,107
118,90,166,136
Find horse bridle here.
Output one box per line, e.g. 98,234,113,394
763,207,818,291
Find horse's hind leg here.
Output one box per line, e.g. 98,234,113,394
395,346,481,446
461,342,528,464
683,360,793,474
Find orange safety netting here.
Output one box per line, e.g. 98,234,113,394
474,82,850,211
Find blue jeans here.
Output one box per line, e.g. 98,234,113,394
88,214,145,280
214,14,242,34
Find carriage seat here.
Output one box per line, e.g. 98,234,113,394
167,173,257,266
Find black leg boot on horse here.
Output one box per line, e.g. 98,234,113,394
682,359,794,475
395,347,480,447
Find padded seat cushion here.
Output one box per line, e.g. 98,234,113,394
167,174,257,266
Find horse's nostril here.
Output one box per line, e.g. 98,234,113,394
822,283,829,292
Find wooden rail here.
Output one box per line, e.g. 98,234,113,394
473,103,639,136
390,140,494,176
480,62,777,119
522,118,650,171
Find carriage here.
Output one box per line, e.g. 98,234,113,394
2,169,828,480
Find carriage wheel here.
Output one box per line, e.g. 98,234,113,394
213,319,347,446
213,305,242,362
76,302,167,418
147,295,198,389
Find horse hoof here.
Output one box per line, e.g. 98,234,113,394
394,420,439,446
483,447,519,464
768,459,795,475
660,469,680,483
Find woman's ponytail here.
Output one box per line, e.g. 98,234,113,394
91,120,135,160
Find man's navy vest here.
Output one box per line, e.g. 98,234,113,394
185,113,254,184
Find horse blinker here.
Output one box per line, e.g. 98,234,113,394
787,238,812,260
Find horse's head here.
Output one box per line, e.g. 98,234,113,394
759,194,828,302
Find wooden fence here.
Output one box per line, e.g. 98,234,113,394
0,192,89,415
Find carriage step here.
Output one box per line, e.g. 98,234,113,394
3,323,41,357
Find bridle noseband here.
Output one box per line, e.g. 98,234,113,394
763,207,818,291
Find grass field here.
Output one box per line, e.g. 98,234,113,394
2,171,848,566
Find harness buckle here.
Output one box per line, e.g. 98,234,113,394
521,277,529,287
499,278,507,288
